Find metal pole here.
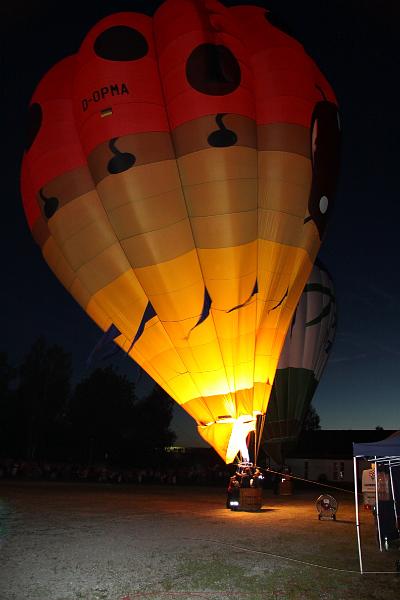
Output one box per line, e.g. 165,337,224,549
374,457,382,551
388,461,399,533
353,456,363,574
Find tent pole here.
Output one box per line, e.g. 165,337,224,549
388,460,399,533
353,456,363,574
374,456,382,551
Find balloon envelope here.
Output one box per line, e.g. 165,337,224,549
263,261,337,463
21,1,340,463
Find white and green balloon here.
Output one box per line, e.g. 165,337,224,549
263,260,336,463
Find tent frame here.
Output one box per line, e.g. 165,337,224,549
353,452,400,574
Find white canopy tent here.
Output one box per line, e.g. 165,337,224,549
353,431,400,574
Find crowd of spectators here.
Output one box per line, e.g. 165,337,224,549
0,458,232,487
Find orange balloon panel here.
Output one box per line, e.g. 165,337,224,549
21,1,340,463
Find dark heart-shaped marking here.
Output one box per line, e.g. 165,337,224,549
25,103,42,151
186,43,241,96
107,138,136,174
39,188,59,219
94,25,148,61
207,114,238,147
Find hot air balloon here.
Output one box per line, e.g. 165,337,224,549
20,0,341,464
263,260,337,464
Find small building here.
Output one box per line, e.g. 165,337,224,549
266,430,396,485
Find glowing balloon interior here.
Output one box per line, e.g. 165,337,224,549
21,0,340,463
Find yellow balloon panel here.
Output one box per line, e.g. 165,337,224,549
134,250,202,296
88,270,148,340
76,243,131,297
184,179,258,218
96,160,182,214
48,191,104,247
198,243,257,280
253,382,273,416
167,373,205,408
178,339,225,375
42,237,76,292
178,147,258,188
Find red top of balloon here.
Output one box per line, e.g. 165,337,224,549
22,0,337,231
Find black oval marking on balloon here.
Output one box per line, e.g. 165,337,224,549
307,101,341,239
39,188,59,219
107,138,136,174
207,113,238,147
186,44,241,96
25,103,42,151
94,26,148,61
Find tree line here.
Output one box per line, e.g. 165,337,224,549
0,338,176,466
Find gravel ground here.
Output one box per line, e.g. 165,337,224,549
0,482,398,600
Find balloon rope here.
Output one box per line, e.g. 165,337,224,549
184,538,399,575
261,467,363,496
255,414,266,464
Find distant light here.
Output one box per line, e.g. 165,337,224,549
164,446,186,453
229,500,239,506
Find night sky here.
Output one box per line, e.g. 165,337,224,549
2,0,399,447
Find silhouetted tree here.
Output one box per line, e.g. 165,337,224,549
68,366,136,464
302,404,321,431
0,352,15,399
134,384,176,455
0,352,17,455
68,373,176,465
17,337,72,459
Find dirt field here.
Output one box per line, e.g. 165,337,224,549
0,482,398,600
